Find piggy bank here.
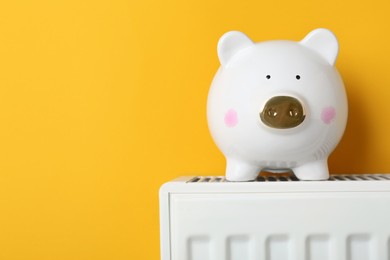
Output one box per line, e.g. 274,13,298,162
207,28,348,181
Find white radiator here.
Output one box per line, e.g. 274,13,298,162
159,174,390,260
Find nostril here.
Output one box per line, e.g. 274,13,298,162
260,96,305,129
267,108,278,117
289,108,299,117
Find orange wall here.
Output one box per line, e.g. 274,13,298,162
0,0,390,259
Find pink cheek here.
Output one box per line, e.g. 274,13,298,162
321,106,336,124
224,109,238,127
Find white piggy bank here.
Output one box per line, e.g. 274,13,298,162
207,28,348,181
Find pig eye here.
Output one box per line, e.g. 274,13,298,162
296,75,301,80
266,75,271,80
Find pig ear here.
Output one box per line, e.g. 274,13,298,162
218,31,254,66
300,28,339,66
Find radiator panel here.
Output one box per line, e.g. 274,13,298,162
160,175,390,260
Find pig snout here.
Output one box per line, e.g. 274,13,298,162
260,96,305,129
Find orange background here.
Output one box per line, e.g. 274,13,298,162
0,0,390,259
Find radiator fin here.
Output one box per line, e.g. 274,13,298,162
306,235,330,260
266,235,290,260
187,174,390,183
187,236,210,260
347,234,371,260
227,236,250,260
184,234,380,260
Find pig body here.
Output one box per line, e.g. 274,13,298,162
207,29,348,181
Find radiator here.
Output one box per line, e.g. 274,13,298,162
159,174,390,260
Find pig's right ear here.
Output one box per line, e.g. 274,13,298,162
217,31,254,66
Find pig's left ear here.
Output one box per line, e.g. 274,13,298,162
300,28,339,66
218,31,254,66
